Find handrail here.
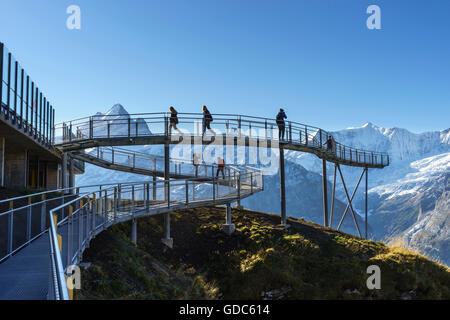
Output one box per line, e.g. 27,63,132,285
47,167,263,299
76,145,242,179
54,112,390,167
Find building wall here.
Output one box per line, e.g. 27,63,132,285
4,144,27,189
0,136,81,191
47,162,59,190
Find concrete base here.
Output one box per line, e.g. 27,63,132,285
161,237,173,249
277,223,291,229
222,224,236,236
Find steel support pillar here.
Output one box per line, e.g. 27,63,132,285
161,142,173,248
164,143,169,202
222,203,235,235
62,153,67,192
152,173,157,200
69,156,74,194
329,164,337,228
152,153,157,200
235,173,243,209
161,212,173,248
131,219,137,245
365,167,368,239
279,145,287,227
322,159,329,227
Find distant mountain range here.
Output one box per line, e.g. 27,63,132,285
76,104,450,266
283,122,450,266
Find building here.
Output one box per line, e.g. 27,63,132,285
0,42,84,191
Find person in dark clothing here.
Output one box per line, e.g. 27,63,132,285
169,106,181,135
324,135,336,154
276,108,287,140
202,105,215,136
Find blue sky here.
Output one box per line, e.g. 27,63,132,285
1,0,449,133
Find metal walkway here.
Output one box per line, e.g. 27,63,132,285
0,212,102,300
54,112,389,240
71,146,246,185
0,164,262,300
0,232,50,299
55,112,389,168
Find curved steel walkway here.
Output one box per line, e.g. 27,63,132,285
55,112,390,242
0,112,389,300
55,112,389,169
71,146,247,184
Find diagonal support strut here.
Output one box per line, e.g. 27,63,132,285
336,164,363,238
329,164,337,228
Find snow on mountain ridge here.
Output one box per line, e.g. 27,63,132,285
332,123,450,162
370,153,450,198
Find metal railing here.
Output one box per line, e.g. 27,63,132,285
0,42,55,146
55,112,390,167
47,167,263,300
0,183,125,263
75,146,242,180
0,187,78,263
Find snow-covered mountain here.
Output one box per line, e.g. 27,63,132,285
285,122,450,266
401,190,450,266
286,122,449,180
81,103,153,138
333,122,449,162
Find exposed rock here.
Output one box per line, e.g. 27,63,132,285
261,286,292,300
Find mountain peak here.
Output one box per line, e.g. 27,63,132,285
361,122,381,130
106,104,129,116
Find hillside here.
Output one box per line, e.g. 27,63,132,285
75,206,450,300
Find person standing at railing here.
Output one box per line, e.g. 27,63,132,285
276,108,287,140
216,156,225,179
324,135,336,154
169,106,182,135
202,105,215,136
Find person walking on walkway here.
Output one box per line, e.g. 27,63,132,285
216,156,225,179
276,108,287,140
168,106,182,135
202,105,215,136
324,135,336,154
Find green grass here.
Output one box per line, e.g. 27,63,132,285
76,206,450,300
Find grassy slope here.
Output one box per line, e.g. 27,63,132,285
76,207,450,300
